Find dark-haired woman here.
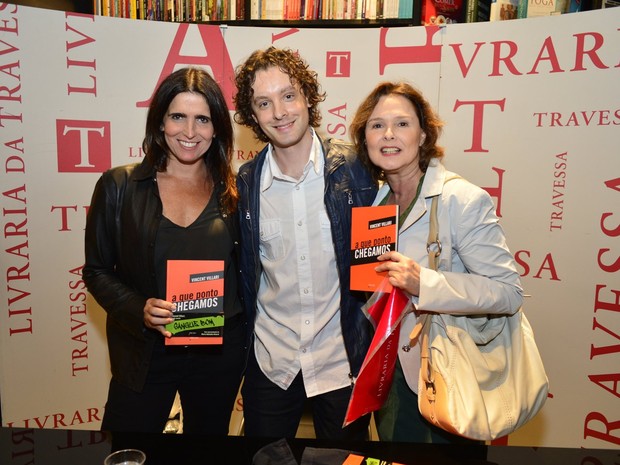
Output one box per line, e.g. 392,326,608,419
84,67,244,434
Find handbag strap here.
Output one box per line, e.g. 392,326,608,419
427,175,461,272
410,175,462,349
427,195,441,272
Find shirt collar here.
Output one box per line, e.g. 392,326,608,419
261,129,323,191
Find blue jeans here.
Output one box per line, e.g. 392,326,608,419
241,349,370,440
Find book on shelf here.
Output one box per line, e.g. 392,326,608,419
164,260,225,346
489,0,519,19
91,0,242,20
93,0,416,19
350,204,398,292
368,0,378,19
236,0,245,19
521,0,564,16
465,0,492,21
421,0,466,24
398,0,414,18
250,0,260,18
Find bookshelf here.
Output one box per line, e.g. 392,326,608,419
9,0,91,13
12,0,420,26
9,0,612,25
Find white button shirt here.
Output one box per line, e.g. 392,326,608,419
254,131,350,397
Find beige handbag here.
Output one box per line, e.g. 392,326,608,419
409,190,549,441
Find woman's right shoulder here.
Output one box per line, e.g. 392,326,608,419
93,164,144,202
100,163,142,183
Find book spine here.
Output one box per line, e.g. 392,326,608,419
465,0,478,21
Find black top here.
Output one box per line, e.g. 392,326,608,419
155,192,242,320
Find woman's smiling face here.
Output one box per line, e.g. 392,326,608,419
163,91,214,166
365,94,426,176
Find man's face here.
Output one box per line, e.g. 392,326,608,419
250,66,311,153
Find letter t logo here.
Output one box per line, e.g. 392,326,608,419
326,52,351,77
56,119,111,173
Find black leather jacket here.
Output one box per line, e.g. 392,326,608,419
83,158,240,392
236,137,378,378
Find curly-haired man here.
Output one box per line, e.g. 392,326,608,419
234,47,377,440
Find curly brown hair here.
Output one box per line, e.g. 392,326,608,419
233,47,326,143
142,67,238,214
349,82,445,184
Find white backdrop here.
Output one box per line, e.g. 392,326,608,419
0,3,618,449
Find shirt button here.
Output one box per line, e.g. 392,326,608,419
297,220,302,226
305,320,310,325
302,348,307,353
303,289,309,294
300,255,305,260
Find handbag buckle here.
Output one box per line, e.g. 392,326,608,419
426,239,442,255
425,381,436,400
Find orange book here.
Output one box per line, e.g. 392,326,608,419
343,454,406,465
350,205,398,292
165,260,225,345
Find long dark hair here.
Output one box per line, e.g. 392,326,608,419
142,67,238,214
350,81,444,184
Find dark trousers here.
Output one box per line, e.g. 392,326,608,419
241,348,370,440
102,315,245,435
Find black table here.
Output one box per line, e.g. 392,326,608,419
2,427,618,465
